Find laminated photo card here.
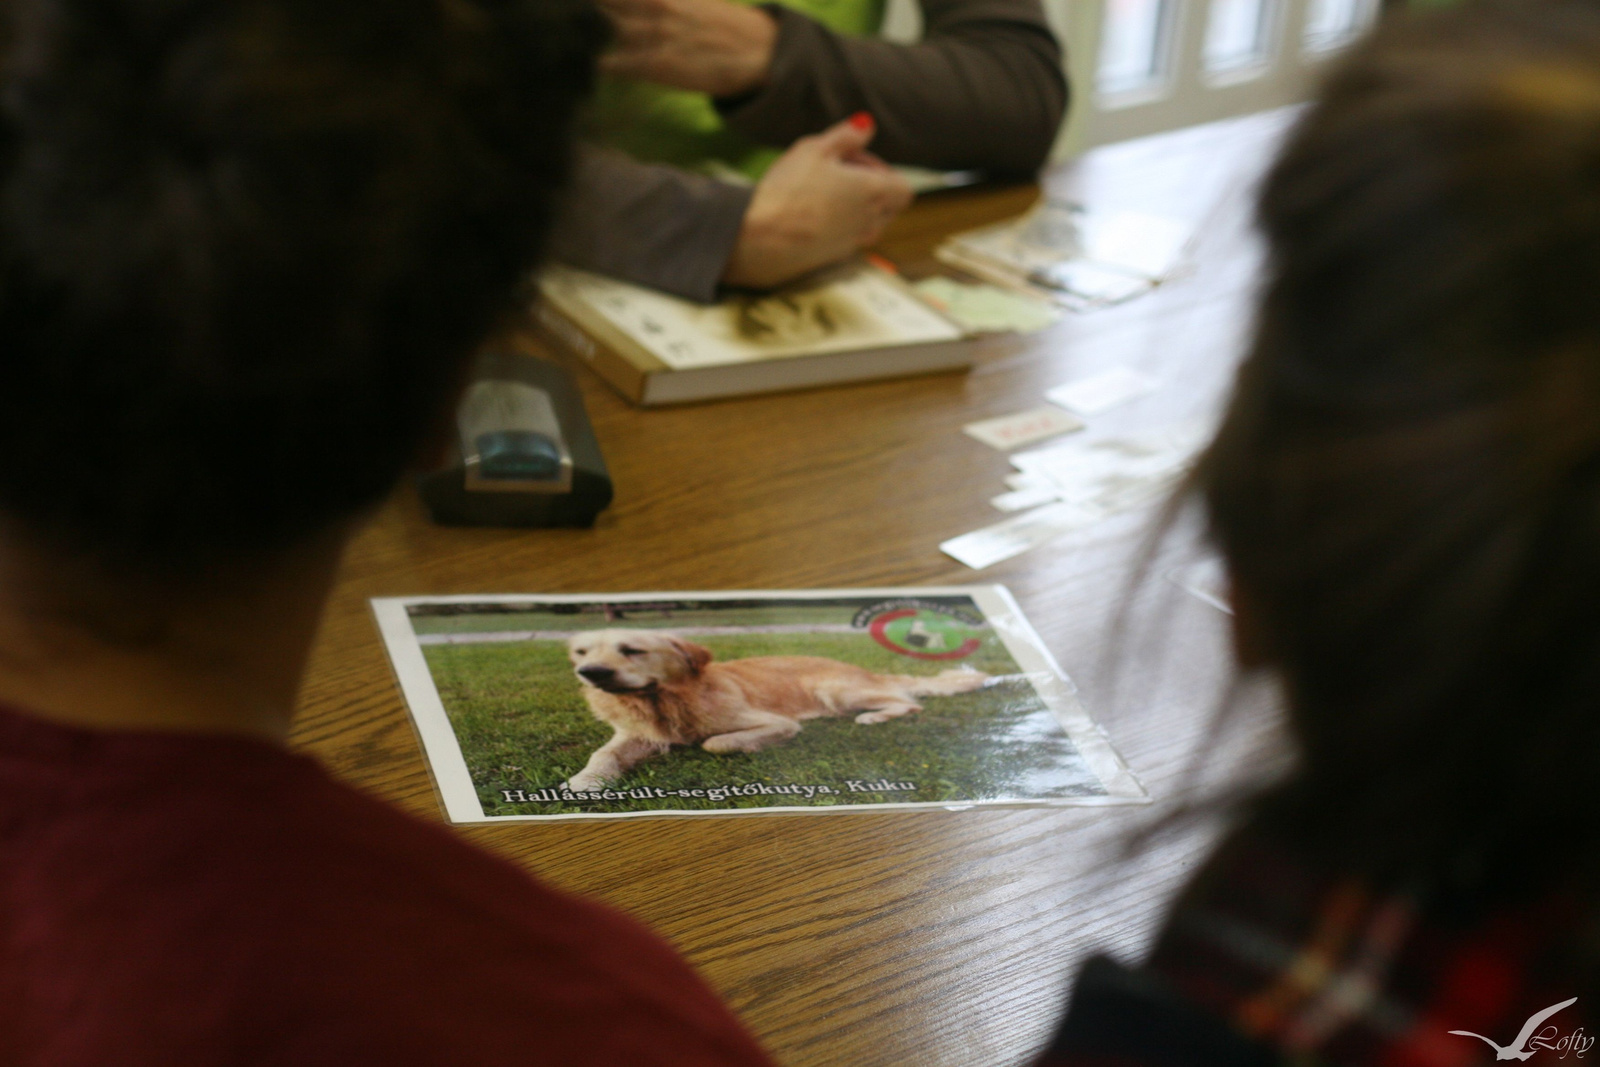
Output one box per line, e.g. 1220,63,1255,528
373,586,1146,822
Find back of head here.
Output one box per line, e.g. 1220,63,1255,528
0,0,602,576
1199,0,1600,893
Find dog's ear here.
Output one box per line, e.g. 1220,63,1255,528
672,638,713,676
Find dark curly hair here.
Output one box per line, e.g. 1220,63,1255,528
0,0,603,574
1199,0,1600,897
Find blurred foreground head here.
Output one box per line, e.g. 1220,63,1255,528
1198,0,1600,890
0,0,602,576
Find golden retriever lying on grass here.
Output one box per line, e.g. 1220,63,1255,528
564,628,987,791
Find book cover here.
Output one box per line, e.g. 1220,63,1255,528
535,263,978,404
373,587,1146,822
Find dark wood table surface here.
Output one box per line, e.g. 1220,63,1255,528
291,109,1295,1067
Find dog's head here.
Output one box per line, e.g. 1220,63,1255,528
567,629,713,695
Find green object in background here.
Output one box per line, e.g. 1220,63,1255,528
912,277,1061,334
591,0,887,183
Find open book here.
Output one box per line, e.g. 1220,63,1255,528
534,261,980,405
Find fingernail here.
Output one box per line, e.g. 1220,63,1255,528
849,111,874,131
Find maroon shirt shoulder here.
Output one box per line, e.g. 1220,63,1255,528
0,704,773,1067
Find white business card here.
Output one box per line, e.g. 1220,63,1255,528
1005,470,1055,492
1045,367,1161,416
1082,211,1191,278
990,486,1062,513
963,406,1086,451
940,501,1099,570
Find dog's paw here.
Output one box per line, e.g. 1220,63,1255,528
854,706,920,724
565,773,606,792
702,734,759,754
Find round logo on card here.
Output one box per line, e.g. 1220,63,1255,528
853,600,984,661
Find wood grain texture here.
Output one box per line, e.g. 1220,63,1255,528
290,110,1299,1067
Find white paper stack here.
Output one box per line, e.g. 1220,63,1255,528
936,201,1193,311
942,425,1208,570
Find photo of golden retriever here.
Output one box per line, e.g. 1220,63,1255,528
564,628,988,791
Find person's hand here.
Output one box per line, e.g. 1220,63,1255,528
597,0,777,98
723,115,913,290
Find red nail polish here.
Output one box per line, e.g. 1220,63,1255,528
849,111,874,131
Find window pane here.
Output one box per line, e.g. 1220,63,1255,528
1303,0,1375,52
1097,0,1175,96
1205,0,1273,73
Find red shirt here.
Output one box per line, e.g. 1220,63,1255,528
0,704,774,1066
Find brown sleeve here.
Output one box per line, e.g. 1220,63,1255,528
717,0,1067,176
544,145,753,304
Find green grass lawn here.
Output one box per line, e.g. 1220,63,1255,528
423,629,1104,817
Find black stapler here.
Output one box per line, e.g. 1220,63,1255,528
417,351,612,527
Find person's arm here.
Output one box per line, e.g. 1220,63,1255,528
548,123,910,300
544,145,754,303
723,114,911,288
717,0,1068,176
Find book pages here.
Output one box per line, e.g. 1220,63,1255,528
541,263,964,370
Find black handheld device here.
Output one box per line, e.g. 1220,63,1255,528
417,351,612,528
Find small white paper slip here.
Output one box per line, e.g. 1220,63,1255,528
963,406,1086,451
1005,470,1056,492
1045,367,1162,416
1012,424,1210,509
940,501,1098,570
990,485,1062,513
1082,211,1192,279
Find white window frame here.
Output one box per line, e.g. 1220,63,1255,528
1044,0,1378,156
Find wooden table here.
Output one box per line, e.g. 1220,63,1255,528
292,109,1295,1067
